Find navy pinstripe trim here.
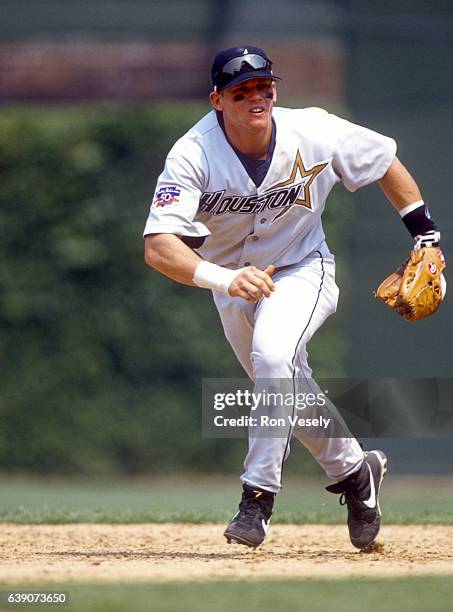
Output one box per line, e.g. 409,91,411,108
278,251,325,487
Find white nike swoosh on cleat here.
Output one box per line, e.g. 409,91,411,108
261,519,269,534
362,463,376,508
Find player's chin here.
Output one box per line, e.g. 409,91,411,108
247,110,270,124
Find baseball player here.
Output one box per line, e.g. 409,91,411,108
144,46,443,550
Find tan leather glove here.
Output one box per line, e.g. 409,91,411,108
374,246,446,321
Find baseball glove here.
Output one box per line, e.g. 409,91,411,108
374,246,446,321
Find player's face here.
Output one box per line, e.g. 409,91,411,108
210,78,276,131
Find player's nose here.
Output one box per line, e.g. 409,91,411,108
248,88,264,101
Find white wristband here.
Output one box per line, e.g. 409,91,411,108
398,200,424,218
193,261,242,294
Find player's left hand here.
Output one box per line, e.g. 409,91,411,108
374,246,446,321
228,264,275,302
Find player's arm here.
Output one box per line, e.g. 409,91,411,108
378,156,421,211
327,113,439,246
378,156,440,246
144,233,201,286
375,156,445,319
145,233,275,302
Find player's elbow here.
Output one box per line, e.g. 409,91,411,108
144,250,153,269
144,248,160,270
144,235,160,269
144,233,172,269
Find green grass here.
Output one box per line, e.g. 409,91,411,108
0,474,452,524
1,578,453,612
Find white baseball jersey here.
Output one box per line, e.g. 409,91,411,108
144,106,397,493
143,107,397,269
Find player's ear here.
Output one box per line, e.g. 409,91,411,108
209,90,223,111
272,82,277,104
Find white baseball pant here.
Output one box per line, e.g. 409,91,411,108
213,250,364,493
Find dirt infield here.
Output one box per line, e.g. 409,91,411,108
1,524,453,583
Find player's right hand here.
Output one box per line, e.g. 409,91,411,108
228,265,275,302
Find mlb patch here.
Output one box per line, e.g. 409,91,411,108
153,185,181,208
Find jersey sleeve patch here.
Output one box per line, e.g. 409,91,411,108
153,185,181,208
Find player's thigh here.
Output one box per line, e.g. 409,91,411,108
252,258,338,376
212,289,255,377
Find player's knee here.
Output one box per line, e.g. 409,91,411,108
251,347,294,378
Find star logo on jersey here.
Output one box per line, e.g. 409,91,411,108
268,150,329,221
198,151,330,217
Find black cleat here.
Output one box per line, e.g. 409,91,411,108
326,450,388,550
224,484,275,548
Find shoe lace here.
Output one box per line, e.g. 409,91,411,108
339,491,374,521
239,495,271,521
326,461,373,519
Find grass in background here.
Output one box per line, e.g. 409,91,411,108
1,578,453,612
0,474,452,524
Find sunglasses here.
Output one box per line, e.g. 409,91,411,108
215,54,272,79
